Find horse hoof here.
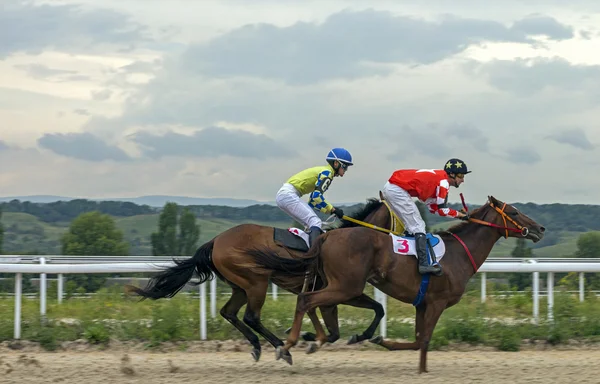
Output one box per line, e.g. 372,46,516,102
276,347,293,365
369,335,383,345
306,343,319,355
301,332,316,342
347,334,360,345
251,348,261,362
284,327,291,335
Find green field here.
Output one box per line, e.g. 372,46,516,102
1,212,296,255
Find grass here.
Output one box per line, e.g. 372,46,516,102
2,283,600,351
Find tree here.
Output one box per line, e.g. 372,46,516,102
574,231,600,259
61,211,129,292
151,203,200,256
508,238,533,290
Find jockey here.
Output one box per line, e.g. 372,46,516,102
382,158,471,276
276,148,353,247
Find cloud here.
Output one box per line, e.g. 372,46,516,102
129,126,296,160
465,57,600,95
0,1,150,58
13,64,77,80
504,147,542,164
37,133,131,162
91,89,113,101
443,124,490,152
510,14,573,40
547,128,595,150
0,140,9,151
73,109,91,116
177,10,574,84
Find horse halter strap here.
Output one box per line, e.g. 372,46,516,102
448,232,478,272
468,202,529,239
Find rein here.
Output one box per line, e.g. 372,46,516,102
340,200,405,236
450,194,530,273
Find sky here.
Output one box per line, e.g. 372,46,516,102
1,0,600,205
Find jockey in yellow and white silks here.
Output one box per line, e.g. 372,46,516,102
276,148,353,247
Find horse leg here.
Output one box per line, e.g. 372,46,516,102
343,294,385,344
370,304,425,351
220,286,263,362
304,308,329,355
319,305,341,343
279,286,357,363
242,283,288,362
417,301,446,374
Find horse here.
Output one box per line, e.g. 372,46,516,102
242,195,546,373
125,197,402,363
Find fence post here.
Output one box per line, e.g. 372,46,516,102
40,257,47,319
14,273,22,339
374,288,387,338
481,272,486,303
530,260,539,324
579,272,585,302
58,274,64,304
547,272,554,322
200,282,207,340
272,282,278,300
210,278,217,318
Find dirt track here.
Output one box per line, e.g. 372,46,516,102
1,345,598,384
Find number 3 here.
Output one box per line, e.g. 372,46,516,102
397,239,409,253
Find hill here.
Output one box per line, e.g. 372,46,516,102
1,197,599,257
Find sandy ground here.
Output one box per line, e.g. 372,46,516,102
1,344,599,384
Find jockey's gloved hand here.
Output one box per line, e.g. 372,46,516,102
333,207,344,219
459,213,470,221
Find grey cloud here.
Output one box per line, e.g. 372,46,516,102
73,109,91,116
14,64,77,80
129,127,296,160
510,14,573,40
37,133,130,162
178,10,574,84
504,147,542,164
547,128,595,150
444,124,489,151
91,89,113,101
465,57,600,94
0,140,9,151
0,1,149,58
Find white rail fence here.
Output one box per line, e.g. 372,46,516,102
2,256,600,340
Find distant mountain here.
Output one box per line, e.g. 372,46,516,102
0,195,275,207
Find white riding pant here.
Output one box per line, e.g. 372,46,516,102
275,183,322,230
381,181,426,234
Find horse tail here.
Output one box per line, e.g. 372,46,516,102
243,234,324,277
125,239,216,300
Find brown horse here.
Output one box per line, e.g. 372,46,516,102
126,198,400,363
243,196,545,372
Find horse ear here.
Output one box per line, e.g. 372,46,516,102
379,190,385,201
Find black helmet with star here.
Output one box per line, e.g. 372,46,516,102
444,158,471,175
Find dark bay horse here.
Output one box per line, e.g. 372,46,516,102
243,196,545,372
126,198,400,363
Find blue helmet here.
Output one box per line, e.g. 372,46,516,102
326,148,353,166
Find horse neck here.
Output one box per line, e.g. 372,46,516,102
363,204,392,230
446,222,502,279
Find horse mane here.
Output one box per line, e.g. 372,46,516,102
337,198,383,229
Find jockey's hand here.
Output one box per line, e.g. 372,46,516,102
458,212,470,221
333,207,344,219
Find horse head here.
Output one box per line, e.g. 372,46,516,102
477,195,545,243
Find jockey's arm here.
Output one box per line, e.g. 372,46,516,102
308,170,334,214
427,182,459,218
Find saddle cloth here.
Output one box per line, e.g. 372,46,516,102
389,233,446,263
287,227,310,247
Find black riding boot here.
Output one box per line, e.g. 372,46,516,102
308,226,323,248
415,233,442,276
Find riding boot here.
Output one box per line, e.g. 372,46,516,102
308,226,323,248
415,233,442,276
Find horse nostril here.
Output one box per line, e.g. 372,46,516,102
540,226,546,233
